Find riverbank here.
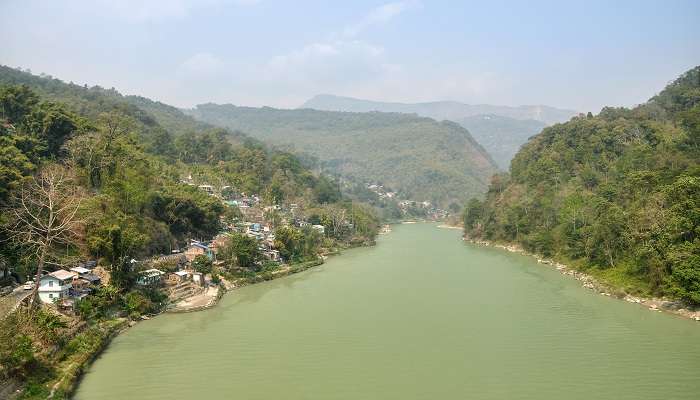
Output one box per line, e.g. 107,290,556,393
31,241,372,399
463,237,700,322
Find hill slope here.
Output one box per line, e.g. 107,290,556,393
301,94,575,168
456,115,546,169
186,104,499,206
463,66,700,304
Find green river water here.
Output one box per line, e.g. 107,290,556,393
74,223,700,400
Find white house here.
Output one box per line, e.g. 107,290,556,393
38,269,76,304
137,268,165,286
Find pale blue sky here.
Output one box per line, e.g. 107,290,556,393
1,0,698,112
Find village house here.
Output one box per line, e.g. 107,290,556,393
209,234,230,256
168,270,191,285
136,269,165,286
184,241,213,261
197,184,215,195
38,269,76,303
71,273,101,293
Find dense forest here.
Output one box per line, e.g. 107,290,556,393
302,94,569,170
464,66,700,304
186,104,498,207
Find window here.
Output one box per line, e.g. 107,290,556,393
49,280,53,287
49,293,53,298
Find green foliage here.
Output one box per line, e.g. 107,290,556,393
187,104,499,206
465,66,700,303
192,254,213,274
219,233,261,270
0,334,36,378
274,226,319,262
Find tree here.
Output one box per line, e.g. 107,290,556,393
192,254,213,274
274,226,304,262
3,165,83,308
0,85,38,122
463,198,484,231
219,233,260,270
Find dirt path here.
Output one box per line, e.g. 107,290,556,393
169,285,220,312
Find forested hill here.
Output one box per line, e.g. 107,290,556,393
456,115,546,169
301,94,574,168
0,65,249,147
186,104,499,207
0,65,379,264
464,66,700,304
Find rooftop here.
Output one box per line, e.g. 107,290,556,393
48,269,77,281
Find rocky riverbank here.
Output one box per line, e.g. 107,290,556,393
464,237,700,322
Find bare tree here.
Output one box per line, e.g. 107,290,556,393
3,164,84,308
327,205,347,238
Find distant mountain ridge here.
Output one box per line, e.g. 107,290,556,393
186,104,499,206
301,94,578,125
300,94,578,169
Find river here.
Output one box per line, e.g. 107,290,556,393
74,223,700,400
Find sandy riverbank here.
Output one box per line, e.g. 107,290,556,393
437,224,462,230
464,237,700,322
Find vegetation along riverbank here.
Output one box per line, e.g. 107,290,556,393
462,66,700,320
0,66,382,399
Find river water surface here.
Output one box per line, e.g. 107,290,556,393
74,223,700,400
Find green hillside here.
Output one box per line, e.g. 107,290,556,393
463,66,700,304
186,104,499,206
301,94,574,169
0,65,379,269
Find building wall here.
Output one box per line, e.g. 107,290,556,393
38,277,71,303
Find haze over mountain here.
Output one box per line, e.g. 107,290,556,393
186,104,498,207
455,115,547,170
302,94,577,126
301,94,577,169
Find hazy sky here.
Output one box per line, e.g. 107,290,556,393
1,0,698,112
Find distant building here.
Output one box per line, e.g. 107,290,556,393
198,185,215,195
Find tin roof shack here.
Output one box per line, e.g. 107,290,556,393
168,270,191,285
71,273,101,293
70,266,91,275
